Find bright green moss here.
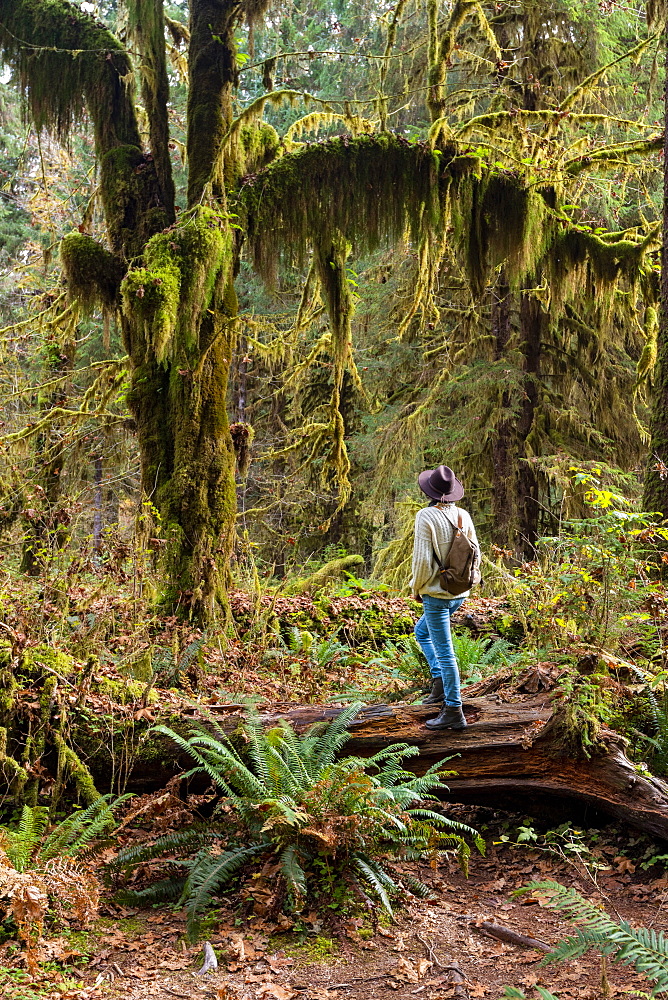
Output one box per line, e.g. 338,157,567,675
95,677,158,705
21,644,77,680
60,232,124,312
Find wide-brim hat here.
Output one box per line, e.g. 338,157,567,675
418,465,464,503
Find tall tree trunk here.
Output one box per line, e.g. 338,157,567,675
490,279,541,557
491,274,517,549
517,292,541,555
643,28,668,517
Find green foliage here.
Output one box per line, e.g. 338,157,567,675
365,636,430,689
0,797,126,973
0,796,128,872
516,880,668,995
503,471,668,654
452,634,519,684
113,707,482,938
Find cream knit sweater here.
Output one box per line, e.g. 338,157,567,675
410,503,479,600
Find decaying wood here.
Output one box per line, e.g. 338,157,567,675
472,920,551,952
100,694,668,840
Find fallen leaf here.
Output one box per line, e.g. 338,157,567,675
256,985,296,1000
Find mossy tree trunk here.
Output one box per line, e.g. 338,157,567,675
490,274,517,549
643,27,668,518
20,317,76,576
490,277,541,558
1,0,249,620
516,292,541,555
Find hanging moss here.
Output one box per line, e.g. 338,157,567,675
0,0,134,141
455,172,551,297
243,134,443,285
124,0,175,223
0,1,167,258
224,121,280,189
60,232,125,312
546,226,650,315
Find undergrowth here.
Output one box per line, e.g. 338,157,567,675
110,705,484,939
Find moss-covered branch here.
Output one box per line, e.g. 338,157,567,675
243,134,442,284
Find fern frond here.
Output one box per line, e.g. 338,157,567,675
115,876,188,906
279,844,307,899
111,827,216,870
41,795,131,861
519,881,668,994
182,844,266,940
8,806,49,872
353,855,397,915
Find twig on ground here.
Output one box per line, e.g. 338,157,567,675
415,930,445,968
444,962,470,1000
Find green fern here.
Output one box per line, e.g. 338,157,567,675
1,796,128,873
517,881,668,995
452,634,518,683
120,706,482,937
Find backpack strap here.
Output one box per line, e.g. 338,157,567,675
432,505,460,570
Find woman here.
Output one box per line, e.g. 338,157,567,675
410,465,479,731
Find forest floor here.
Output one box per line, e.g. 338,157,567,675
2,585,667,1000
2,804,666,1000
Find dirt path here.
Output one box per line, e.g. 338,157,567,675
25,819,665,1000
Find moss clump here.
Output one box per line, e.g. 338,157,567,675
121,206,233,364
288,555,365,595
0,726,28,789
122,260,181,362
60,232,125,311
95,677,158,705
119,650,153,683
53,731,100,804
20,644,77,680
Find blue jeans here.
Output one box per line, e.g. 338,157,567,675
414,595,465,707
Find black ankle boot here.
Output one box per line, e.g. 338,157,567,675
425,705,467,730
422,677,444,705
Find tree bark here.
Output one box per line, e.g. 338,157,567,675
491,273,516,549
643,27,668,517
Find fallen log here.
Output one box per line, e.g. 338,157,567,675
80,695,668,840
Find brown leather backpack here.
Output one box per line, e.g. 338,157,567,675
432,509,482,596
